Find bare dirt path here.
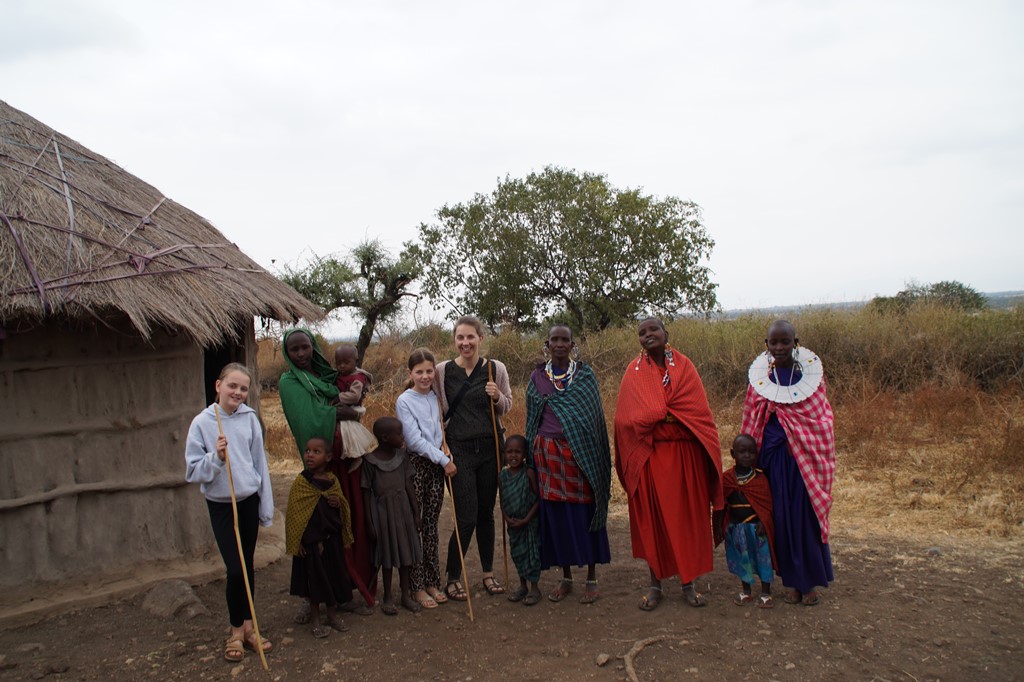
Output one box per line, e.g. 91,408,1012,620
1,473,1021,682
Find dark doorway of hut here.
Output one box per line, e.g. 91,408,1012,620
203,337,246,407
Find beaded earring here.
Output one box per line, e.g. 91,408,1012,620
571,345,581,362
542,343,550,361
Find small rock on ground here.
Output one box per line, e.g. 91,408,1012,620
141,580,209,620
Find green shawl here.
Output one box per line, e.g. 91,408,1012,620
279,328,339,458
285,472,354,556
525,363,612,531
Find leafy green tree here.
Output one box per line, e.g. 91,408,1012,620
280,240,420,363
408,166,718,332
924,281,987,310
869,280,986,314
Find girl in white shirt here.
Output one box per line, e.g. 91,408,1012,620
395,348,457,609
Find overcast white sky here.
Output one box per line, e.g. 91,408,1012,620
2,0,1021,332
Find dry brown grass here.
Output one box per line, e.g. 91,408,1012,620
258,307,1024,543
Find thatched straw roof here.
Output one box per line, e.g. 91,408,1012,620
0,100,321,346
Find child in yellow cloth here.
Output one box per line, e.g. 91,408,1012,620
287,437,355,638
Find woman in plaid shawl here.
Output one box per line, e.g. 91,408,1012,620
741,320,835,606
525,324,612,605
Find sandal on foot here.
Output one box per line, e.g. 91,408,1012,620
311,625,330,639
734,592,753,606
293,602,311,624
508,586,528,602
445,581,468,602
638,586,663,611
224,636,244,662
802,591,820,606
244,632,272,653
402,596,422,613
548,578,573,602
381,602,399,616
682,584,707,608
325,615,349,632
482,576,505,595
426,587,448,604
523,589,542,606
757,594,775,609
415,592,438,609
784,590,803,604
580,580,599,604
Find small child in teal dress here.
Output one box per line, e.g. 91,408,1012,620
499,434,541,606
722,434,776,608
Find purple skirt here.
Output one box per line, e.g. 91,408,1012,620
539,499,611,569
759,414,833,593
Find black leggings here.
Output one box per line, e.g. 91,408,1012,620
445,436,500,581
208,494,259,627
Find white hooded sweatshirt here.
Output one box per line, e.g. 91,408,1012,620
185,403,274,527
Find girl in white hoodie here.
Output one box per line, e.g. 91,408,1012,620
185,363,274,662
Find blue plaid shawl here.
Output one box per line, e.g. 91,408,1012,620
525,363,612,531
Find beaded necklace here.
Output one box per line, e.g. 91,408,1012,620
661,349,675,386
545,359,577,392
736,467,756,485
632,347,675,386
768,346,802,387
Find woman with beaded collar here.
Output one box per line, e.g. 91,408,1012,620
741,319,834,606
524,324,612,604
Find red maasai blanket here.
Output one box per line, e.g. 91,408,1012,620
722,468,777,568
614,352,723,508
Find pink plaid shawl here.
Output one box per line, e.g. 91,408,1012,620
741,378,835,543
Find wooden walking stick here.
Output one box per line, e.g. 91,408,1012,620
438,399,474,622
445,478,474,622
487,360,510,590
214,405,269,671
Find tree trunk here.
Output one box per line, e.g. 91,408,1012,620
355,311,379,366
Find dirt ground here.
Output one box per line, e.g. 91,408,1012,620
1,472,1022,682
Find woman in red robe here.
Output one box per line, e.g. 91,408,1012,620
613,318,723,611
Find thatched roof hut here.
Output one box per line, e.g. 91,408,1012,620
0,99,319,618
0,100,318,343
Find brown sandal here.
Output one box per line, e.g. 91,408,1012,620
243,632,272,653
445,581,468,602
482,576,505,595
224,636,244,662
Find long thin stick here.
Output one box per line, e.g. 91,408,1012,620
487,360,510,590
439,397,473,622
445,478,474,622
214,405,269,671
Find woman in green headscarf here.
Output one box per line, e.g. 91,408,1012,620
279,328,340,456
279,328,377,611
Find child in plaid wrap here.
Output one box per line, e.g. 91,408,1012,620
499,435,542,606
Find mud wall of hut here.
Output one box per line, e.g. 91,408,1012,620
0,318,216,590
